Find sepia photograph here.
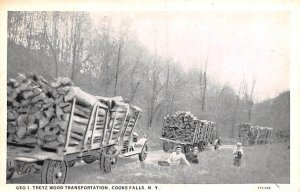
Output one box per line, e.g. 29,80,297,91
0,0,299,191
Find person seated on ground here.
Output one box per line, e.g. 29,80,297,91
185,146,199,163
158,145,190,166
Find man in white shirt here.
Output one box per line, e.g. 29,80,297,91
166,145,191,166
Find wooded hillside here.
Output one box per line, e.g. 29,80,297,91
7,12,290,142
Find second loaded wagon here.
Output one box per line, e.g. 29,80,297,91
160,112,218,153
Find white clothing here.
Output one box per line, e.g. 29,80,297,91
167,152,190,166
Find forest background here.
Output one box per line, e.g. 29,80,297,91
7,11,290,145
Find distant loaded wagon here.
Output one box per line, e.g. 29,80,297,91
160,111,218,153
275,129,290,143
7,97,147,184
238,123,273,145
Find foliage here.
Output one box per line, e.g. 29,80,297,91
7,11,290,141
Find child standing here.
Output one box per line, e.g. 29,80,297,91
233,142,243,167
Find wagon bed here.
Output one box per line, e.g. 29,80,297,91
7,97,145,184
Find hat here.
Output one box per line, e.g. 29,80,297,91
236,142,242,146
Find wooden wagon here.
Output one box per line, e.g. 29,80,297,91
238,123,273,145
6,98,147,184
160,120,217,153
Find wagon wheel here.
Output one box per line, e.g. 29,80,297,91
198,142,206,151
67,160,76,167
41,160,67,184
6,159,15,180
139,143,148,162
100,147,118,173
162,141,169,152
99,152,103,171
247,132,253,138
82,155,97,164
184,144,193,154
197,142,203,151
241,138,245,145
198,141,208,150
169,142,175,151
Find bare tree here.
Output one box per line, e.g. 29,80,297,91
196,61,208,112
231,84,242,138
164,61,171,115
248,78,256,121
70,13,82,81
41,12,59,78
146,58,164,129
113,41,122,96
201,62,207,112
240,78,256,122
128,54,145,102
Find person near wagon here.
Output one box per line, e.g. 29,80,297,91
233,142,243,167
167,145,191,166
185,146,199,163
158,145,190,166
213,137,221,150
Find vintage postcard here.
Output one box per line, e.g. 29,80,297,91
0,0,299,191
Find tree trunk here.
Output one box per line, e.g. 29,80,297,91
231,90,240,138
113,43,122,96
130,81,140,102
164,61,170,115
201,67,207,112
248,79,256,122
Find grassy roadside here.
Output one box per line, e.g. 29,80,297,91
8,142,289,184
82,142,290,184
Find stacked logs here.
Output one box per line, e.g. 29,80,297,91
7,73,104,148
161,111,199,142
275,129,290,142
238,123,273,145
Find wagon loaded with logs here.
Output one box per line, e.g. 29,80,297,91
238,123,273,145
160,111,218,153
6,73,148,184
274,129,290,143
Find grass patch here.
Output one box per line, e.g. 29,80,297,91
9,143,289,184
89,143,289,184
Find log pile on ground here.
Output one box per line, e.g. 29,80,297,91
161,111,200,142
7,73,111,149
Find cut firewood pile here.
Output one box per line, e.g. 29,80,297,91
238,123,273,145
161,111,201,142
7,73,127,149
